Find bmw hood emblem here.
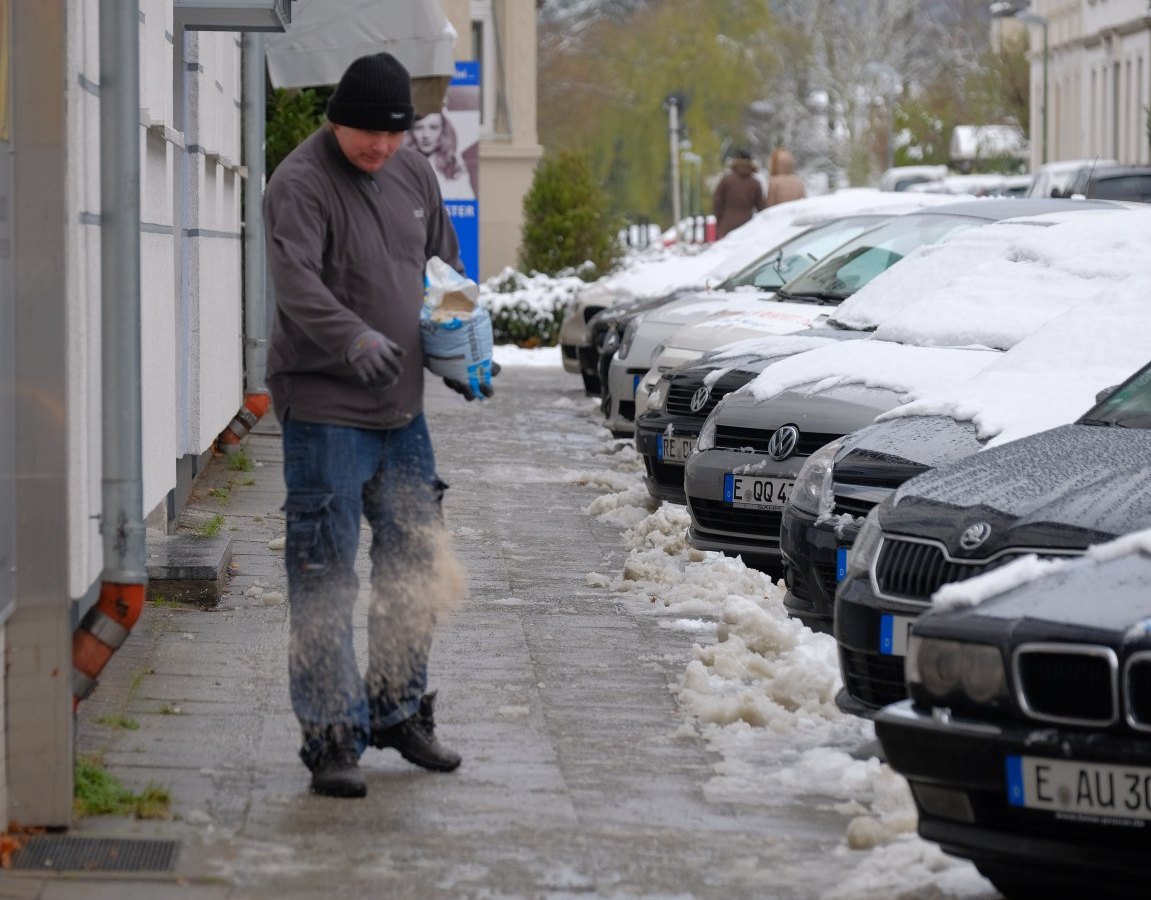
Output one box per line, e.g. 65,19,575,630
767,425,799,461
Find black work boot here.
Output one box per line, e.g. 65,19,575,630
371,691,461,772
308,725,367,798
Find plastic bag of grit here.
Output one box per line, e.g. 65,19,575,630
421,257,494,399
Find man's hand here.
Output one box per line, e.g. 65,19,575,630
347,330,405,388
443,361,500,401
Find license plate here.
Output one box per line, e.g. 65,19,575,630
836,546,848,582
657,435,696,464
1007,755,1151,822
879,613,914,656
723,473,794,510
632,374,642,398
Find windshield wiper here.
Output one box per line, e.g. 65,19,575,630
776,288,844,305
1079,417,1114,427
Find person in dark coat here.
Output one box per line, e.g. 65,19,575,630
711,149,767,239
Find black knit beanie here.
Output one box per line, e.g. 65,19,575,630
327,53,414,132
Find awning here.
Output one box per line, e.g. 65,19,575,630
265,0,457,88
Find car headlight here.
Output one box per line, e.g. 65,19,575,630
845,505,883,581
618,318,641,361
906,636,1008,706
696,405,720,451
646,377,671,413
785,437,842,517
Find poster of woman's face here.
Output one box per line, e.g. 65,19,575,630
406,81,480,202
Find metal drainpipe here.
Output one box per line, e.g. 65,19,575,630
218,33,271,451
74,0,147,706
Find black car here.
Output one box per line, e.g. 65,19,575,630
875,543,1151,899
833,358,1151,718
780,414,981,631
1064,164,1151,202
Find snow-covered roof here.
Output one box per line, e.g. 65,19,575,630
948,124,1028,162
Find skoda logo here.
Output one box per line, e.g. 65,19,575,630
689,386,711,413
767,425,800,461
959,522,992,551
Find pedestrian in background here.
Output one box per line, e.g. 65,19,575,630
711,148,767,239
263,52,482,799
766,146,806,207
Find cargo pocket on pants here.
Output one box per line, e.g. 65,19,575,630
284,491,337,579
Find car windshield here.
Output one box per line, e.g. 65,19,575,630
777,212,989,304
722,215,885,292
1082,365,1151,429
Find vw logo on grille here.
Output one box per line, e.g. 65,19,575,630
959,522,992,551
689,386,711,413
767,425,800,461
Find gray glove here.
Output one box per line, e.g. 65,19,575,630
444,361,500,401
347,330,405,388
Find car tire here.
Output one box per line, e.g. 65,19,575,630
581,371,601,396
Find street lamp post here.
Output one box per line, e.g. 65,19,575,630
991,2,1049,165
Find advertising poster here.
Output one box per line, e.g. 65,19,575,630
408,61,480,280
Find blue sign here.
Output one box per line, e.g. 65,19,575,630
445,62,481,281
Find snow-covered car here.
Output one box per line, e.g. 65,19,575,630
778,204,1150,634
683,343,998,577
835,349,1151,719
599,212,898,435
633,330,861,504
559,190,965,396
680,201,1139,586
630,197,1066,424
1026,157,1119,198
875,529,1151,900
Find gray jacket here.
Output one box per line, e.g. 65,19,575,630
264,127,462,429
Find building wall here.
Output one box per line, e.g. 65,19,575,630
444,0,542,279
1028,0,1151,168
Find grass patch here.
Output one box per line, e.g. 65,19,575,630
74,756,170,820
227,450,254,472
128,667,154,693
150,594,175,607
159,703,181,715
237,477,256,487
95,713,140,731
208,486,231,503
197,514,225,537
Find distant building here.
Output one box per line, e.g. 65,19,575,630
995,0,1151,169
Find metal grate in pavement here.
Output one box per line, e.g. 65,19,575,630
8,836,180,872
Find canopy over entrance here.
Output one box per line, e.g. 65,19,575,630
266,0,457,108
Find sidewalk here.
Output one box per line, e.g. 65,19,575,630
0,366,850,900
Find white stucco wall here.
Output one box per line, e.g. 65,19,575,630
183,32,244,458
63,5,245,598
65,1,104,599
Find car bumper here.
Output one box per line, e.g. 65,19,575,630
833,571,927,716
875,700,1151,889
684,448,804,570
779,506,862,633
634,416,702,505
605,360,648,436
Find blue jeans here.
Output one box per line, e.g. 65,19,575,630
281,414,446,768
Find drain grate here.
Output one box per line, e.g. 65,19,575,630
9,836,180,872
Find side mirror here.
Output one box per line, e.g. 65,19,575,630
1095,385,1119,404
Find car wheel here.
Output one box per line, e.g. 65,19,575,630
581,371,601,396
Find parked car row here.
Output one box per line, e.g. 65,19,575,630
561,194,1151,896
